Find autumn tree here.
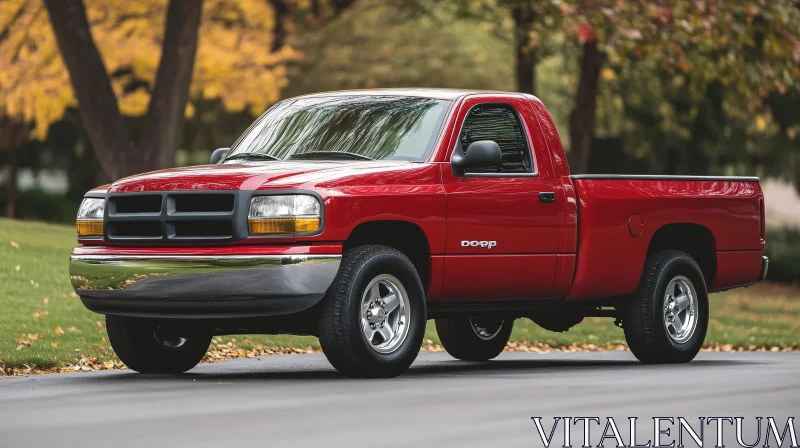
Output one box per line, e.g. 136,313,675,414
394,0,562,95
1,0,306,180
562,0,800,173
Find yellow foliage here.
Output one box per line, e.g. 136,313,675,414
0,0,295,140
755,115,768,132
600,68,616,82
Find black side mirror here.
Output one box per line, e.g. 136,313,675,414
450,140,502,176
210,147,230,164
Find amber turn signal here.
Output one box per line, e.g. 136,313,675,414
248,217,320,235
76,220,104,237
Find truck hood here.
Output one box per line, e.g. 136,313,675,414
108,160,430,193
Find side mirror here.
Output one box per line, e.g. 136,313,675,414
450,140,502,176
210,147,230,164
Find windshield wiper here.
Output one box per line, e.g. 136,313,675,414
289,151,374,161
224,153,281,162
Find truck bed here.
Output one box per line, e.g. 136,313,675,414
565,175,765,301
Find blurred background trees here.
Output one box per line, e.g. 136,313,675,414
1,0,800,222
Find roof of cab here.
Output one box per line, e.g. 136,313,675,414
293,88,508,101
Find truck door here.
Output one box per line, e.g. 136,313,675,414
440,96,561,300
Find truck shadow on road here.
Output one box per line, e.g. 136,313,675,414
83,357,759,383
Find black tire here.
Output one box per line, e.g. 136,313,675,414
106,315,212,374
318,245,426,378
435,318,513,361
623,250,709,364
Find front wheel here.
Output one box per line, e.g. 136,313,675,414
622,250,709,364
318,245,426,378
106,315,212,374
435,318,513,361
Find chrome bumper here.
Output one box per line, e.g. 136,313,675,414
70,254,341,318
759,256,769,282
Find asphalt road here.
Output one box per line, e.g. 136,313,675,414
1,351,798,448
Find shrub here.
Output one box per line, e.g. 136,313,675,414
764,225,800,285
0,189,79,224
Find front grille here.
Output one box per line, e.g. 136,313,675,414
108,221,162,239
105,191,248,243
110,195,162,214
171,194,234,213
170,220,233,239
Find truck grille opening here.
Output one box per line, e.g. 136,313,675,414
104,191,244,243
171,220,232,239
107,221,162,239
171,194,234,213
111,195,162,214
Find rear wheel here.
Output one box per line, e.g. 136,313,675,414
435,318,513,361
623,250,709,364
318,245,426,378
106,315,212,374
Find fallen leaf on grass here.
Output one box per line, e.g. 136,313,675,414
43,297,49,305
15,265,20,272
54,326,65,335
67,327,80,333
32,311,49,319
10,241,19,249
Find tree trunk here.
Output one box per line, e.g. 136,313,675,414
5,136,17,218
568,41,603,174
45,0,204,180
268,0,289,51
138,0,204,171
44,0,135,179
511,3,537,95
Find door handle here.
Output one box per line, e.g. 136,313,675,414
539,192,556,203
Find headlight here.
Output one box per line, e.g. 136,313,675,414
248,195,321,235
76,198,105,237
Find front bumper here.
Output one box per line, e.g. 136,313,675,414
70,249,341,319
759,256,769,282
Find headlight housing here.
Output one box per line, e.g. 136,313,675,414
248,195,321,235
76,198,105,237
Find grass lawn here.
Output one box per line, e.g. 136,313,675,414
2,217,799,372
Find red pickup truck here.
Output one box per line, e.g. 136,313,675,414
69,89,768,377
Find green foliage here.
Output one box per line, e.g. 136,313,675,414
283,0,515,95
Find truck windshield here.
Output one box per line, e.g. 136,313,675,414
225,95,451,162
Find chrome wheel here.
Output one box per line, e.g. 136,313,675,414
153,332,187,350
469,319,505,341
360,274,411,354
663,275,698,344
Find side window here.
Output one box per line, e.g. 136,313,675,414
459,104,533,174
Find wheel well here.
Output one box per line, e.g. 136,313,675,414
343,221,432,292
647,223,716,284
